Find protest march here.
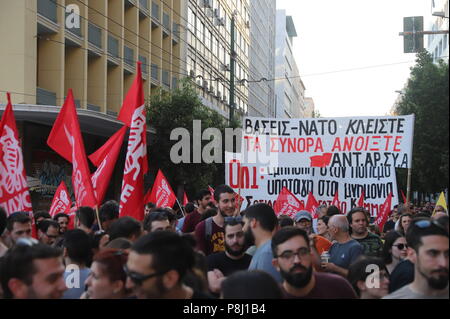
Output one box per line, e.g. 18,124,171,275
0,62,448,301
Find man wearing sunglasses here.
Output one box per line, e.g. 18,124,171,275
125,231,211,299
271,227,357,299
384,218,449,299
37,219,60,246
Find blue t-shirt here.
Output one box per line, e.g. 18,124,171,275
248,240,282,283
329,239,363,270
62,267,91,299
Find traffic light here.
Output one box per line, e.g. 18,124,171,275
403,16,424,53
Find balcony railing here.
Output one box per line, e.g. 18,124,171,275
162,70,170,87
152,2,160,21
140,0,148,10
151,64,159,81
108,35,119,58
163,13,170,31
37,0,57,23
88,23,102,48
139,55,148,74
36,87,56,106
124,46,134,66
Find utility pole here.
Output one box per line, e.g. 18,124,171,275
229,12,236,123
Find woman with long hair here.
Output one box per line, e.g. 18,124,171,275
381,230,408,275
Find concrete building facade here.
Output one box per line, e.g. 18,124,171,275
427,0,449,63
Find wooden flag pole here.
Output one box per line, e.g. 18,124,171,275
176,198,186,217
95,207,103,231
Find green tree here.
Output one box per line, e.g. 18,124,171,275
146,79,240,199
395,51,449,194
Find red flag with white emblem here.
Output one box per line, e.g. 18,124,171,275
357,190,365,207
48,181,71,217
148,170,176,208
118,62,148,220
0,93,32,214
305,192,320,218
273,187,305,218
89,126,127,206
47,89,97,208
374,192,393,231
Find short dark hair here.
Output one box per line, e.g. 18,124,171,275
0,243,62,299
143,210,169,232
76,206,96,229
53,213,69,222
221,270,283,299
271,226,310,257
224,219,244,233
435,215,449,230
347,207,369,225
108,216,142,241
33,211,51,222
244,203,278,232
63,229,93,265
145,202,156,210
6,212,31,232
37,219,60,233
326,205,341,217
131,231,195,283
406,217,449,252
99,200,119,223
213,184,234,202
0,206,7,235
381,230,404,264
318,215,330,226
196,189,211,201
279,216,294,228
347,256,385,296
185,202,196,214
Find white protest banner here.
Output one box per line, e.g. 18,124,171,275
241,115,414,169
225,152,399,217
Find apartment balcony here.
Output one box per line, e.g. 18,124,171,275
88,22,103,56
162,70,170,88
36,87,56,106
172,22,179,44
37,0,59,34
151,2,160,29
139,55,148,79
125,0,137,8
124,45,135,73
107,35,120,66
151,64,159,86
139,0,150,18
162,12,170,38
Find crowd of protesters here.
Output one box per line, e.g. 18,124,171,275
0,186,448,299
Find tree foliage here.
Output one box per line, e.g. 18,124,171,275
146,79,240,198
395,51,449,193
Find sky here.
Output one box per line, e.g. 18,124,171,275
276,0,435,117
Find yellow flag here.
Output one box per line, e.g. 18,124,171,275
432,192,448,216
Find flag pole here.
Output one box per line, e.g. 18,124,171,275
95,207,103,231
176,198,185,217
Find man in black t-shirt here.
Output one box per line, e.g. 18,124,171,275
207,218,252,295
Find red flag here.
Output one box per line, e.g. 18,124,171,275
400,190,407,204
273,187,305,218
48,181,72,217
331,189,340,207
374,192,393,231
235,192,244,209
357,190,365,207
208,185,217,205
0,93,32,214
148,170,176,208
47,90,97,208
119,62,148,220
183,192,189,206
89,126,127,205
305,192,320,218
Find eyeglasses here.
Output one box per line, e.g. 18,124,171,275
45,233,58,239
123,265,166,286
393,243,408,250
224,216,243,223
276,247,310,261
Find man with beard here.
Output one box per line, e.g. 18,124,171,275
125,231,211,299
194,185,237,256
348,207,383,257
384,218,449,299
0,239,67,299
243,203,282,282
271,227,357,298
206,218,252,295
182,189,212,234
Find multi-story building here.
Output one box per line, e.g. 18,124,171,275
248,0,276,118
274,10,306,118
304,97,315,118
427,0,449,63
0,0,183,208
184,0,250,120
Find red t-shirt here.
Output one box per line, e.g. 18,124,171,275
181,210,202,233
194,218,225,256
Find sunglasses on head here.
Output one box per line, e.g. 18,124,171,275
413,219,445,230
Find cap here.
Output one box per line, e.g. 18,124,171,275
294,211,312,223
